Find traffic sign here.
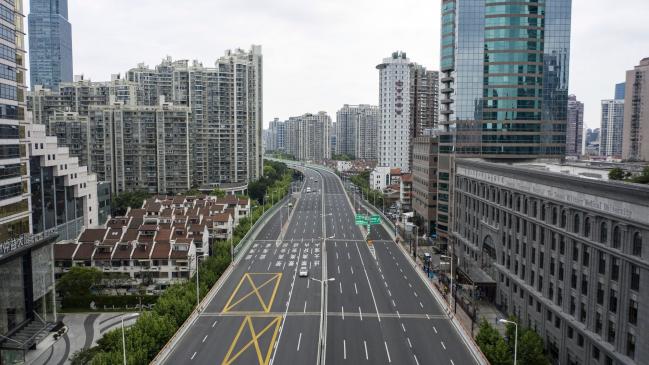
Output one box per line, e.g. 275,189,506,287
369,215,381,225
355,214,368,225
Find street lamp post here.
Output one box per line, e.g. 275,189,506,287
121,313,140,365
195,255,207,309
499,319,518,365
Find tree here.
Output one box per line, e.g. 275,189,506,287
476,319,501,355
210,188,226,198
57,267,102,297
491,338,514,365
518,329,550,365
608,167,625,180
629,166,649,184
111,191,151,216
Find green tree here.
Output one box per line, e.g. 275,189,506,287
491,337,514,365
629,166,649,184
111,191,151,216
210,188,226,198
518,329,550,365
608,167,625,180
57,267,102,297
476,319,501,355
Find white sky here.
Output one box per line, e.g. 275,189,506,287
25,0,649,129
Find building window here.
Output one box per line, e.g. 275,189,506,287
629,299,638,325
612,226,621,249
609,289,617,313
627,333,636,359
611,258,620,281
561,210,567,228
600,222,608,243
632,232,642,257
607,320,615,343
584,217,591,238
573,214,580,233
630,265,640,291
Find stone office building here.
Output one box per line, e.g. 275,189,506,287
452,159,649,365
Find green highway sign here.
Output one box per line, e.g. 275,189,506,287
355,214,368,225
370,215,381,225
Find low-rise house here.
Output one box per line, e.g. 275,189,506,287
53,194,251,285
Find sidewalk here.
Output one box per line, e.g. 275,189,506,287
27,312,133,365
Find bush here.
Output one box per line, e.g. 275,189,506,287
80,167,296,364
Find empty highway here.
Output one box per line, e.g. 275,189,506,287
161,165,480,365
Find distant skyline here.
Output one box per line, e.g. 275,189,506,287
24,0,649,129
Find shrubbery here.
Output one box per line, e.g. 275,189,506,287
74,164,293,364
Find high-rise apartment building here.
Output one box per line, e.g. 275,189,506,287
335,104,379,160
28,46,263,190
88,100,191,194
600,100,624,158
285,112,331,161
566,95,584,157
377,52,411,171
615,82,626,100
28,0,73,89
411,136,438,236
410,65,439,137
623,58,649,161
267,118,286,153
125,47,263,187
436,0,572,244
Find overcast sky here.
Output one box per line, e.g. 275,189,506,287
25,0,649,129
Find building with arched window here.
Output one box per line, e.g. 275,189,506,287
453,159,649,365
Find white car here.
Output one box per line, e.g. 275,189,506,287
299,267,308,277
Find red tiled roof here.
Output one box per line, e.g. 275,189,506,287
54,243,77,260
73,243,95,260
106,228,124,240
112,243,133,259
212,212,232,223
145,202,161,212
120,229,139,242
107,217,130,228
170,247,189,259
172,196,185,204
151,243,171,259
160,208,173,217
78,228,107,243
390,168,402,175
128,217,143,229
400,174,412,183
127,209,146,218
139,224,158,231
131,243,153,259
155,229,172,243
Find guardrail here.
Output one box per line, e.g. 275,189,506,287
151,191,291,364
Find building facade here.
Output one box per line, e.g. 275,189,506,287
267,118,286,153
623,58,649,161
600,100,625,158
410,65,439,138
453,159,649,365
28,123,98,241
285,112,331,161
28,0,73,89
411,136,438,236
335,104,379,160
437,0,572,246
88,100,191,194
377,52,411,171
566,95,584,157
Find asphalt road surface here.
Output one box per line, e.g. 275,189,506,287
162,166,478,365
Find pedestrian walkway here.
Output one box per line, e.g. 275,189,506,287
27,312,134,365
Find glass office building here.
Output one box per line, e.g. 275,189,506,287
28,0,73,89
436,0,572,243
439,0,571,157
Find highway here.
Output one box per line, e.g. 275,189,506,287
162,166,479,365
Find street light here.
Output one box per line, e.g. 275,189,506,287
195,255,207,309
121,312,140,365
310,277,336,284
498,318,518,365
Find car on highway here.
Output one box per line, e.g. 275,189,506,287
306,187,311,193
299,267,308,277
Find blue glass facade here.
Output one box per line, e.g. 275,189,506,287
439,0,572,158
28,0,72,89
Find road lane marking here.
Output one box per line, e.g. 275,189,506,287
339,282,343,294
396,310,400,319
347,252,351,260
212,320,218,328
433,326,438,334
343,340,347,359
413,354,420,365
419,302,423,308
303,301,307,313
451,360,455,365
364,340,369,360
359,307,363,321
441,341,446,350
414,292,418,297
222,316,282,365
191,352,197,360
391,299,396,306
202,335,208,343
388,289,392,297
297,332,302,351
425,314,430,320
407,337,412,348
350,267,354,275
401,323,406,332
384,341,391,363
342,306,345,320
354,243,381,322
354,282,358,294
337,265,340,274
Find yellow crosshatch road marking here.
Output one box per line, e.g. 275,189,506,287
222,273,282,313
221,316,282,365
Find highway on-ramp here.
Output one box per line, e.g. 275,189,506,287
161,166,480,365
